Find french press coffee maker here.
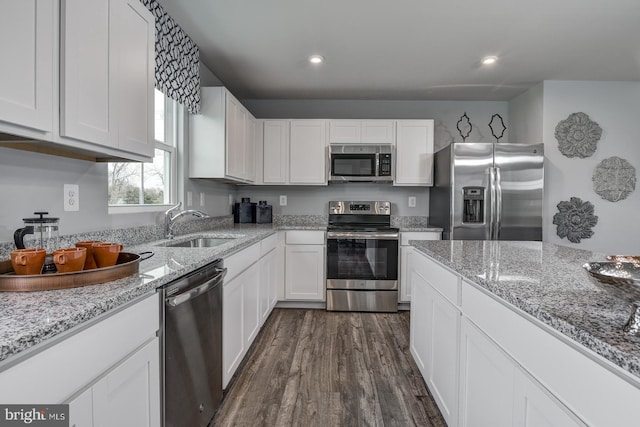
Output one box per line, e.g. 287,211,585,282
14,212,60,272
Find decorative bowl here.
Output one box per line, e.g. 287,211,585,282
583,261,640,302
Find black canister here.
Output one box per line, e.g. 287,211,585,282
234,197,256,223
256,201,272,224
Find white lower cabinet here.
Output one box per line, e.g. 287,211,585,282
0,294,160,424
513,370,586,427
399,231,441,302
242,262,261,350
408,250,639,426
223,235,280,388
410,253,459,426
223,268,245,388
459,318,515,427
223,259,261,388
69,337,160,427
260,248,278,323
284,231,325,301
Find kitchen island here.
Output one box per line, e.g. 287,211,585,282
409,239,640,427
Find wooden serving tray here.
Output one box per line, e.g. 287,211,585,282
0,252,152,292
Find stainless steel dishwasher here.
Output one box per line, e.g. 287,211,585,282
160,259,226,427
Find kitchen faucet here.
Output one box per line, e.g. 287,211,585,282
164,202,210,239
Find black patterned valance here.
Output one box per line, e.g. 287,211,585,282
141,0,201,114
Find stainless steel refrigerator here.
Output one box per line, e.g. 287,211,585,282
429,143,544,240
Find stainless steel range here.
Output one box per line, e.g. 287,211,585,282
326,201,399,312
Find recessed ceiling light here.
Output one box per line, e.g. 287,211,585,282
309,55,324,64
482,56,498,65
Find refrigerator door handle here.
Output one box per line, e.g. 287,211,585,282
495,167,502,240
489,167,497,240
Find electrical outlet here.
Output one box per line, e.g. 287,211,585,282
408,196,417,208
279,195,287,206
64,184,79,212
186,191,193,207
200,192,205,207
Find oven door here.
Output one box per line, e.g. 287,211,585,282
326,231,398,290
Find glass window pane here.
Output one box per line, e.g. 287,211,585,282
108,163,143,204
154,89,165,143
142,149,170,204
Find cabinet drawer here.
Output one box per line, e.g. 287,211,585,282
285,230,325,245
225,242,261,282
413,252,459,305
260,233,278,256
401,231,441,245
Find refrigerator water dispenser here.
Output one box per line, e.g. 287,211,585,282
463,187,484,223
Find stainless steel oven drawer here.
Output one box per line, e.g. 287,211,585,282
326,289,398,312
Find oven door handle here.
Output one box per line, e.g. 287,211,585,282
326,231,399,240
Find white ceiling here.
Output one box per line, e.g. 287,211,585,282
157,0,640,101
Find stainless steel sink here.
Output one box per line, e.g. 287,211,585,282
163,237,235,248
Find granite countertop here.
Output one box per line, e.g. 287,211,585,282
0,213,436,367
410,240,640,380
0,224,279,366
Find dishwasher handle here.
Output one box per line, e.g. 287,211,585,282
165,267,227,307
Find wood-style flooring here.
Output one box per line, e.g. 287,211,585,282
212,309,446,427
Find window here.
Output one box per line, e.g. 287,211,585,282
108,90,177,209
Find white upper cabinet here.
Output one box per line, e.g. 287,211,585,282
289,120,327,184
329,120,394,144
0,0,54,133
60,0,154,158
60,0,111,146
262,119,327,185
190,87,256,183
394,120,435,186
263,120,289,184
112,0,155,157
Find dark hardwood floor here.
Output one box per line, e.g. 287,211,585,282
212,309,446,427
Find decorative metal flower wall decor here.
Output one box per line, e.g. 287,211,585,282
553,197,598,243
555,112,602,158
457,112,472,142
592,156,636,202
488,114,506,143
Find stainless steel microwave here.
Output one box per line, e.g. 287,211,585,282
329,144,393,182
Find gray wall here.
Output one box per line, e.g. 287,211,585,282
510,80,640,253
236,184,429,217
542,81,640,253
508,83,543,144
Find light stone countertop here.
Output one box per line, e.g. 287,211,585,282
0,224,279,367
410,239,640,380
0,214,437,368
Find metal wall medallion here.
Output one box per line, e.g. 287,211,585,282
555,112,602,158
553,197,598,243
593,156,636,202
457,113,472,142
488,114,506,142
